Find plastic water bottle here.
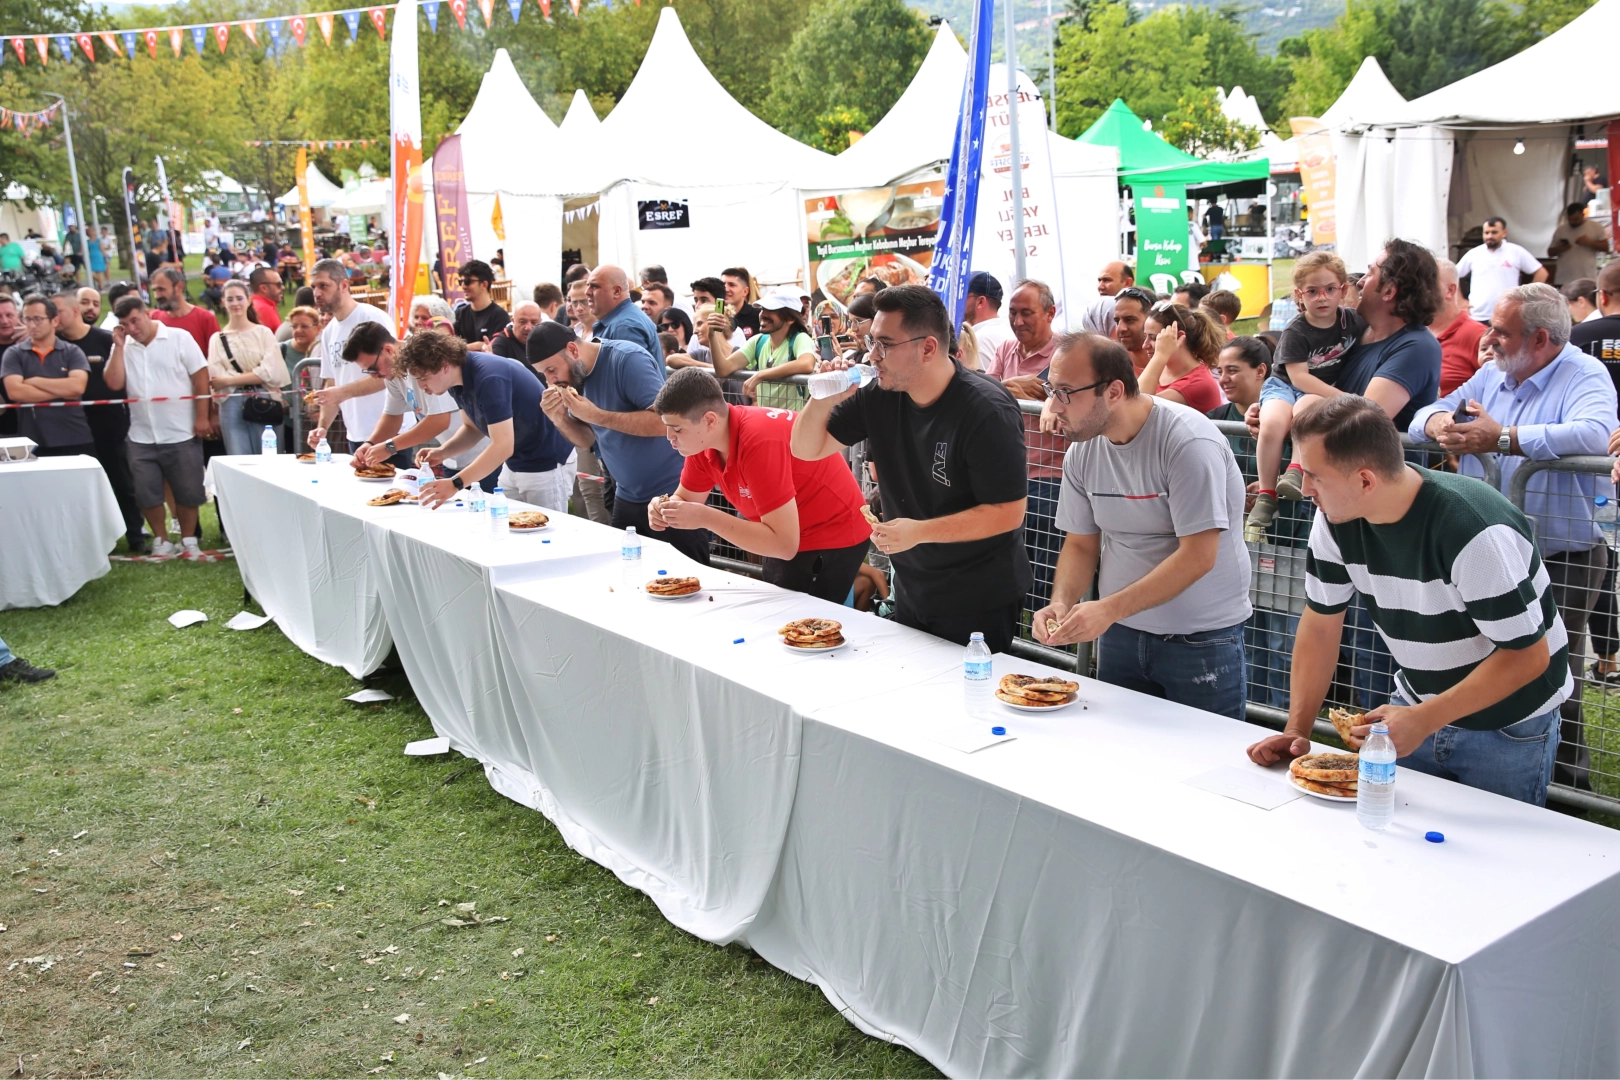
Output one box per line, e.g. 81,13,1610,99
488,486,509,537
1357,722,1397,831
1269,296,1298,331
315,436,331,466
621,525,642,587
808,363,877,400
260,425,277,456
1597,495,1618,550
963,631,993,719
466,482,486,515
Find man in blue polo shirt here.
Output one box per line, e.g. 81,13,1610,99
588,264,663,360
527,320,707,563
398,331,576,511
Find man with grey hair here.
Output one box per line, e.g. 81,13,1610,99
307,256,392,451
1412,281,1618,791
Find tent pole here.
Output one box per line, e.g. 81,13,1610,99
1005,0,1026,281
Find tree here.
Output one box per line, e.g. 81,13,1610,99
1055,2,1209,138
765,0,932,153
1179,4,1291,129
1161,92,1261,157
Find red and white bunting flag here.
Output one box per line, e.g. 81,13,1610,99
240,21,259,46
75,33,95,60
449,0,468,28
369,7,388,38
214,23,229,52
169,27,183,57
290,15,308,45
33,36,49,63
316,13,335,45
11,37,27,64
477,0,494,27
144,28,159,57
536,0,551,16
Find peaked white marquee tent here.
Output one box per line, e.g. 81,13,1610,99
276,164,344,210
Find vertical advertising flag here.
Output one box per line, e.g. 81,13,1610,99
1132,181,1191,295
431,134,474,303
1291,118,1336,247
927,0,993,328
980,65,1068,322
389,0,424,337
296,146,316,275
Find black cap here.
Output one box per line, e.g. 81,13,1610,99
527,320,577,365
966,271,1002,305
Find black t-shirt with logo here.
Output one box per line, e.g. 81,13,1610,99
60,325,127,441
826,360,1030,616
1570,314,1620,402
453,301,509,346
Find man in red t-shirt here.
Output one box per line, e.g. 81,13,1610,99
149,267,221,356
648,368,871,602
248,267,284,332
1432,257,1489,395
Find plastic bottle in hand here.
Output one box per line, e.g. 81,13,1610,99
1357,722,1397,831
466,482,486,515
963,631,993,719
315,436,331,466
808,363,877,400
621,525,642,588
488,486,509,538
260,425,277,456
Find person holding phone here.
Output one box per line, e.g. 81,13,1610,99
710,291,817,409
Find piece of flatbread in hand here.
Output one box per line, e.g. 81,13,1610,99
1329,708,1363,744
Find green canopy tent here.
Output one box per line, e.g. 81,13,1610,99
1076,98,1271,189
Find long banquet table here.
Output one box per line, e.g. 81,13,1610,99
0,454,122,610
216,454,1620,1078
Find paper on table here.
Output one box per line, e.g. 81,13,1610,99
225,611,273,631
1182,765,1303,810
167,609,207,629
345,688,395,703
930,720,1017,755
404,736,452,756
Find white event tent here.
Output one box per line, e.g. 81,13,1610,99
276,164,344,210
558,90,603,267
812,24,1120,323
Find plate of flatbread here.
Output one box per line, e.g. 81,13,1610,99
509,511,550,532
645,575,701,598
366,488,409,507
995,673,1080,710
779,617,846,652
1289,752,1359,801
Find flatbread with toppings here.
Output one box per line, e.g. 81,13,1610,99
509,511,549,530
779,617,844,648
296,452,316,462
1290,753,1360,783
995,688,1067,707
1329,708,1363,744
646,576,701,596
1001,673,1079,695
353,463,396,479
367,489,407,507
1291,774,1357,799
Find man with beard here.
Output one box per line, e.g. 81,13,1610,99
1457,217,1548,322
306,258,392,451
1031,331,1251,718
148,268,221,357
1411,283,1616,793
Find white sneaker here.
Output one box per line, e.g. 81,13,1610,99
181,537,202,559
149,539,180,558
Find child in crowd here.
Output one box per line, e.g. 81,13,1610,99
1201,289,1243,335
1244,252,1367,541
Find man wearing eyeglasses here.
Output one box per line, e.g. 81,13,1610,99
791,285,1031,652
1033,331,1252,719
1,295,95,457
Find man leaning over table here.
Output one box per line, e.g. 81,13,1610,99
1409,282,1616,793
397,331,577,513
342,321,469,478
1031,331,1252,719
1249,395,1570,806
0,294,95,458
649,368,871,602
790,285,1030,652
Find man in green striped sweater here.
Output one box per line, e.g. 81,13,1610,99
1247,395,1570,805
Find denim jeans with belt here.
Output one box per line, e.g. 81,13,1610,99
1397,707,1562,806
1097,621,1248,720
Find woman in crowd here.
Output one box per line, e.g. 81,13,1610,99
208,280,289,456
411,295,455,335
1136,301,1226,413
1563,278,1600,323
1207,335,1271,424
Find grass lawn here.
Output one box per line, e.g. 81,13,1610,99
0,510,938,1079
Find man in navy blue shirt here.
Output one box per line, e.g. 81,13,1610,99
527,321,708,564
398,332,577,511
588,265,663,361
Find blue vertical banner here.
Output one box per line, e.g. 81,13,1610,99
927,0,995,327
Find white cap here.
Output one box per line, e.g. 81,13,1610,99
757,290,805,312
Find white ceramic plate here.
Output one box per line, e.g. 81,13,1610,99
509,523,551,534
645,586,702,599
354,474,398,483
781,638,849,655
997,695,1079,713
1290,776,1357,802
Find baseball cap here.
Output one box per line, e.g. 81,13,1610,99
967,272,1002,305
757,290,804,312
527,320,578,364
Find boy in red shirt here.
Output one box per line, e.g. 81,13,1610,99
649,368,871,602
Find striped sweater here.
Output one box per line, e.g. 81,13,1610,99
1305,468,1571,730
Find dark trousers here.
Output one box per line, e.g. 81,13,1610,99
88,430,146,544
1588,544,1616,659
762,539,870,604
894,593,1021,654
1545,546,1606,790
612,497,710,567
36,443,97,458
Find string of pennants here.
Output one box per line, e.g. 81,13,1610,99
245,138,382,148
0,99,62,137
0,0,663,66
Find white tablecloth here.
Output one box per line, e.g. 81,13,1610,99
0,455,122,610
218,461,1620,1077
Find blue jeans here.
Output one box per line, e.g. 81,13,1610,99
0,635,12,667
1245,608,1300,710
1398,707,1561,806
218,394,276,457
1098,621,1248,720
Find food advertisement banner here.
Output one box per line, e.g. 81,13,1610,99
1291,118,1336,247
1133,181,1190,294
805,180,943,307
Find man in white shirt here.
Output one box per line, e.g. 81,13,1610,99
306,257,396,451
1080,260,1135,336
103,294,212,558
962,272,1013,356
342,320,472,472
1548,202,1610,286
1457,217,1548,320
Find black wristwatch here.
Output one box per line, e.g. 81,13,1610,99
451,475,465,491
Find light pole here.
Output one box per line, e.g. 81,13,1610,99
1005,0,1026,281
41,93,88,281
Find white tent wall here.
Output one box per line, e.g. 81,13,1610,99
465,191,563,295
1447,127,1568,259
1331,126,1452,271
596,181,807,294
0,200,55,242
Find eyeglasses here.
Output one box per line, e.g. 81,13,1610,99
1041,379,1107,404
863,334,927,358
1299,284,1342,300
21,315,51,325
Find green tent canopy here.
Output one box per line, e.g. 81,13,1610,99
1076,98,1269,187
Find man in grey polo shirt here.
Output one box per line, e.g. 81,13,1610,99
1033,331,1252,718
0,294,94,456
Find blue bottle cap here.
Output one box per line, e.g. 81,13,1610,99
657,569,667,575
1425,831,1445,843
732,637,745,644
991,726,1006,736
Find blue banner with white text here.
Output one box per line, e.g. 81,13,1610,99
927,0,994,327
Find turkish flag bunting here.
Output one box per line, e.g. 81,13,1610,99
214,23,229,52
450,0,468,29
144,29,159,58
290,16,308,46
537,0,551,16
100,31,120,56
76,33,95,60
369,8,388,39
10,37,24,64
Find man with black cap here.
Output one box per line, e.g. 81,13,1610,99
527,320,708,563
963,272,1013,355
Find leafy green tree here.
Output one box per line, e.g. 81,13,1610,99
1054,2,1209,138
765,0,931,153
1178,4,1291,128
1161,92,1261,157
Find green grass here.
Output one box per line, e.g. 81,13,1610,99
0,511,939,1079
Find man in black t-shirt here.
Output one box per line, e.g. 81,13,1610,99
791,285,1031,652
1572,261,1620,393
490,301,542,363
54,297,145,551
452,259,509,347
